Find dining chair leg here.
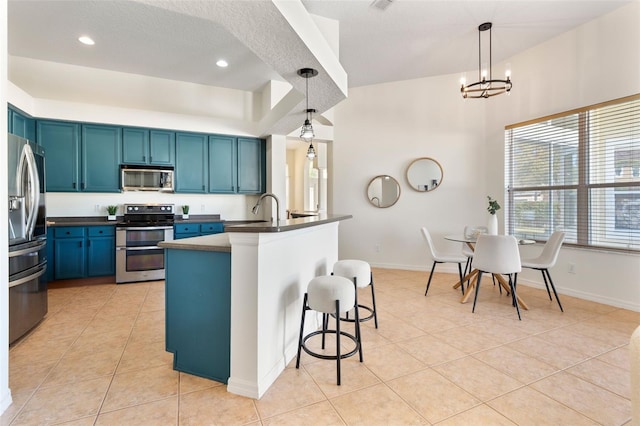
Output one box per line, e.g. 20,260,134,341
543,269,564,312
540,269,553,301
457,263,464,295
510,273,522,320
472,271,483,313
425,261,438,296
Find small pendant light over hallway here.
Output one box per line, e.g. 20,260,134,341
460,22,512,99
298,67,318,159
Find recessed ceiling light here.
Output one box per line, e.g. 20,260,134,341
78,36,95,46
216,59,228,68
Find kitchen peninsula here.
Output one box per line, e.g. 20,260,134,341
159,214,352,399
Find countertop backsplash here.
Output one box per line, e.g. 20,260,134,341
45,192,260,220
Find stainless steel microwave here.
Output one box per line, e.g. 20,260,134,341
120,165,174,192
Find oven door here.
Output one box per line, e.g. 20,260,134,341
115,227,173,284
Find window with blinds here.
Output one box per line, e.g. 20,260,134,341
505,94,640,252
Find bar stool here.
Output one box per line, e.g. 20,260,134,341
296,275,362,385
333,259,378,329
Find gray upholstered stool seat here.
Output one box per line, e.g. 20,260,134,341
296,275,363,385
332,259,378,328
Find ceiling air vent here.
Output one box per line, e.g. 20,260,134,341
370,0,394,11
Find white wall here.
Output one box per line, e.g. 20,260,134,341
333,2,640,310
0,0,12,417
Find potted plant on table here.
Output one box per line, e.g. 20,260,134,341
182,205,190,219
486,196,500,235
106,205,118,221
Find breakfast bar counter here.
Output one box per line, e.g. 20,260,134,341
159,214,352,399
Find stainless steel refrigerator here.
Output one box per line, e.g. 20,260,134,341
8,133,47,344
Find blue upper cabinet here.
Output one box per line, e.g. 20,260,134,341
208,135,237,193
8,106,36,141
176,132,208,193
122,127,149,165
122,128,175,166
37,120,81,192
237,137,265,194
150,130,175,165
82,124,121,192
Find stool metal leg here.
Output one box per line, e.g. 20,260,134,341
369,272,378,329
296,293,309,369
335,299,341,386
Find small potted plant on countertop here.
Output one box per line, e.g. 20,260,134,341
182,205,190,219
106,205,118,221
486,196,500,234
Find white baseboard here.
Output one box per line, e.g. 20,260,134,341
0,389,12,417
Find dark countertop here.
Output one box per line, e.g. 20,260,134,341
224,214,352,233
159,233,231,252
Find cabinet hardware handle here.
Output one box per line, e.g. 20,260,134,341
143,155,146,162
72,182,76,189
81,182,85,190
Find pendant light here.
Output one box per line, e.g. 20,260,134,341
460,22,512,99
297,68,318,159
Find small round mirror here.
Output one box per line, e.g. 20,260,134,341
366,175,401,208
406,157,443,192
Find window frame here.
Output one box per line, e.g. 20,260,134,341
505,93,640,253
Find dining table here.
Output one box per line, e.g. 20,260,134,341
444,234,535,310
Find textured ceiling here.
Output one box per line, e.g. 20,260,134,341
7,0,634,136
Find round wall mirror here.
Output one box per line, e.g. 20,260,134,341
406,157,443,192
366,175,401,208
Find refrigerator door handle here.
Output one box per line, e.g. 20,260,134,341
17,144,40,241
9,264,47,288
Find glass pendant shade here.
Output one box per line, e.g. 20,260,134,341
306,143,316,160
300,118,314,142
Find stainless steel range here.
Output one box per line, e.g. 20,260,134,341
116,203,174,284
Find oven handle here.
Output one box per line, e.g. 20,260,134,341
116,226,173,231
116,246,163,251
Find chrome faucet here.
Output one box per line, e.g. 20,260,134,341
251,193,280,223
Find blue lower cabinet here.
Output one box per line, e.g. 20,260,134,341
50,225,115,280
87,226,115,276
165,249,231,382
46,228,55,282
174,222,224,239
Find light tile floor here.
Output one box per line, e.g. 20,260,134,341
2,268,637,425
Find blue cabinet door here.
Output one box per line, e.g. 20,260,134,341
149,130,175,165
176,132,208,193
10,110,34,140
37,120,81,192
87,237,115,276
122,127,149,165
82,124,121,192
208,136,236,193
54,238,86,279
237,138,264,194
87,226,115,276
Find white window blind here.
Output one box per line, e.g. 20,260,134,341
505,94,640,252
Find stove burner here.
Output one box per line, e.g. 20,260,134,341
119,203,175,228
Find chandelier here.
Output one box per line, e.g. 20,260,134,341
297,67,318,159
460,22,512,99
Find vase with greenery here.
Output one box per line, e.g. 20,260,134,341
486,196,500,234
106,205,118,221
182,205,190,219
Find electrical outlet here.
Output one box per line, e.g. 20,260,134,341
95,204,100,212
375,244,381,253
201,204,205,212
568,263,576,274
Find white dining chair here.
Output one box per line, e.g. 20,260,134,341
472,234,522,320
520,231,565,312
461,225,490,285
421,227,467,296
